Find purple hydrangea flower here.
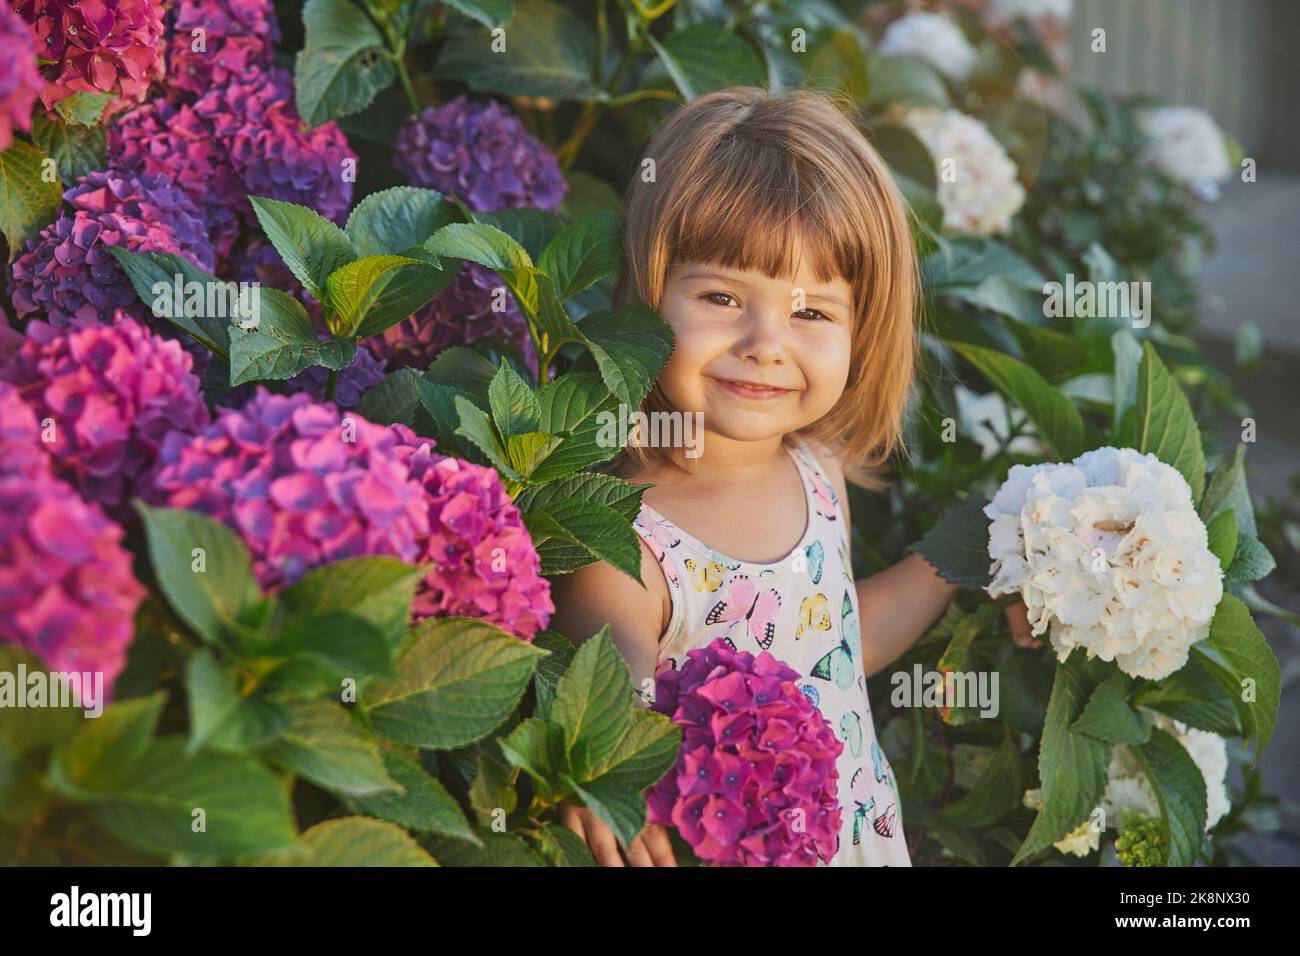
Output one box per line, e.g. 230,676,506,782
647,638,843,866
164,0,280,98
15,0,166,119
195,65,355,226
393,96,566,212
9,168,216,329
0,314,210,517
0,7,41,149
0,380,50,480
283,343,388,410
373,261,536,372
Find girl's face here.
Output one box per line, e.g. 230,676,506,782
655,245,854,445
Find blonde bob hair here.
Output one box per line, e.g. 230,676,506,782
609,86,919,488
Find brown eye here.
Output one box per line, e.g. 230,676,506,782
794,308,831,322
703,292,737,307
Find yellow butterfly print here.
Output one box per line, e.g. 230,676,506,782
795,592,832,640
684,558,726,592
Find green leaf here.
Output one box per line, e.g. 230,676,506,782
1196,594,1280,760
453,394,517,478
434,0,607,101
48,693,165,795
422,827,544,866
551,627,631,776
268,817,437,866
578,305,675,410
950,342,1086,461
531,629,577,721
424,344,499,401
30,114,105,183
1201,443,1255,536
488,359,542,437
566,774,647,849
646,25,766,101
423,221,533,272
106,248,234,357
506,431,564,477
1206,509,1238,571
366,617,547,749
1129,728,1207,866
260,611,394,679
295,0,396,126
906,496,991,589
498,717,565,801
342,750,479,841
529,500,642,583
134,504,262,646
88,737,298,857
356,368,422,425
518,474,649,574
1012,651,1111,866
1226,533,1275,583
1131,656,1242,737
583,707,679,793
538,210,625,300
186,650,291,754
53,91,113,126
866,55,950,108
923,237,1044,291
531,372,622,479
248,196,357,302
940,733,1025,827
256,697,398,797
1135,342,1205,503
534,821,596,866
325,253,427,335
229,289,355,384
475,207,568,261
1070,671,1151,744
344,186,452,256
441,0,517,30
0,139,62,254
275,557,424,653
1110,328,1143,431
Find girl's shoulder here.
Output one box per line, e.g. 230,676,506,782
794,436,851,512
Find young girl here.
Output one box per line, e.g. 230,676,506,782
552,87,973,867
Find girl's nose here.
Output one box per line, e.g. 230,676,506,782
734,306,790,365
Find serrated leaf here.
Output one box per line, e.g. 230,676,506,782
940,733,1025,827
1206,509,1237,571
344,186,452,256
186,650,291,754
275,556,424,652
1129,728,1207,866
325,254,426,335
578,305,675,410
0,139,62,254
268,817,437,866
30,114,105,183
106,248,233,357
295,0,396,126
260,611,394,678
453,394,517,478
229,289,355,384
1197,594,1280,760
1130,657,1242,737
256,697,399,797
248,196,357,302
48,693,165,796
906,497,991,589
551,628,631,776
646,25,766,101
1071,671,1150,744
342,751,479,842
488,359,541,436
1226,533,1275,583
1201,443,1255,536
1136,342,1205,503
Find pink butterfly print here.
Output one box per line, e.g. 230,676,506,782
705,574,782,650
810,469,837,520
873,804,898,839
636,516,680,586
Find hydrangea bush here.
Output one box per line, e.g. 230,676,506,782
0,0,1285,868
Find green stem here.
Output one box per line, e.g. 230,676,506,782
324,368,339,402
394,50,421,115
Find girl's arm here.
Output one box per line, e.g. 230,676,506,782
854,553,957,678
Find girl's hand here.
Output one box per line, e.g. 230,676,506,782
1003,600,1043,648
558,801,677,866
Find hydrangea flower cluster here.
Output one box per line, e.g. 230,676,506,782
153,389,551,639
0,382,145,707
1103,712,1230,833
877,11,977,81
904,108,1026,235
986,0,1075,22
164,0,281,98
1113,814,1165,867
393,96,566,212
283,343,388,410
0,314,209,516
375,262,534,371
0,7,41,149
1137,106,1232,201
984,447,1224,680
646,638,843,866
405,448,553,640
9,168,215,328
15,0,165,117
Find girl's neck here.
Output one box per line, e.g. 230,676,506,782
650,430,793,486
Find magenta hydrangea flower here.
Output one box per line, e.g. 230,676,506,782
393,96,566,212
0,7,41,149
0,380,50,480
0,469,145,707
8,168,216,329
647,638,843,866
15,0,165,118
154,389,551,639
374,262,535,371
108,96,247,260
164,0,280,98
0,314,209,516
405,447,553,640
195,65,354,225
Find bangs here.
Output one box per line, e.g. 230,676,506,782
660,138,862,292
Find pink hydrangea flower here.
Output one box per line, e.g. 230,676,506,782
15,0,166,118
0,314,209,517
0,7,41,149
0,394,145,707
405,446,553,640
8,168,216,329
153,388,552,639
647,638,843,866
164,0,280,98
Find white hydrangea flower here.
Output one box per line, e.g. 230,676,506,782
903,108,1026,235
1022,788,1102,856
1103,713,1231,831
1137,106,1232,200
987,0,1074,22
985,447,1224,680
878,11,978,81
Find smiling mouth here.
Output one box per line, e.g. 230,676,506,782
709,376,798,399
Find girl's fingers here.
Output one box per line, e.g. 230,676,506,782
1004,600,1042,648
642,825,677,866
584,815,626,867
625,833,654,867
